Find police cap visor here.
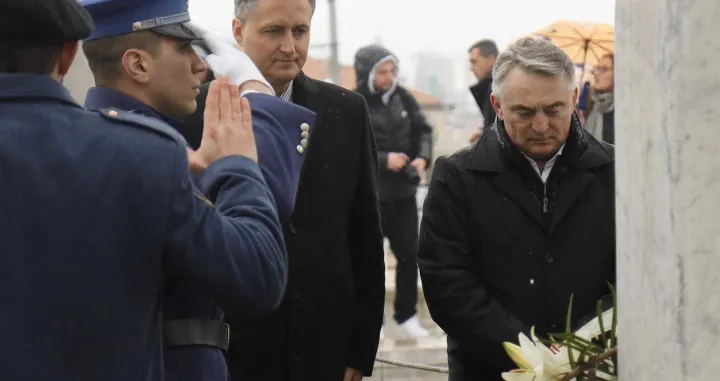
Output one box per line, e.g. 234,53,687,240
152,23,201,41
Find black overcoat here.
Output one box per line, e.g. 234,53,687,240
418,119,616,380
181,72,386,380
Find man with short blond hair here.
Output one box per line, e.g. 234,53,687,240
180,1,385,380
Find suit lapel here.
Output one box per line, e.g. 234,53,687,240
289,73,324,199
293,72,323,119
468,130,545,228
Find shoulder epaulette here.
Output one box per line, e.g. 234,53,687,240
97,108,187,145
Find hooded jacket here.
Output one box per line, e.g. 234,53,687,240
354,44,433,202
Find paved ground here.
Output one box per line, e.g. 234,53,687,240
372,244,449,381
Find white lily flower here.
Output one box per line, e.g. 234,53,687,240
576,308,616,341
502,309,618,381
501,328,572,381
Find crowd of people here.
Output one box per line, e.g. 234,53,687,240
0,0,617,381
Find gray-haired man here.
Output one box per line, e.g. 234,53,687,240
418,37,616,380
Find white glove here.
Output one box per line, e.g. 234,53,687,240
187,23,275,96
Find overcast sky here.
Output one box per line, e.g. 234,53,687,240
189,0,616,65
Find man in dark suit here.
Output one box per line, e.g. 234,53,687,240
179,1,385,380
418,37,615,381
467,39,499,144
0,1,293,380
78,1,316,380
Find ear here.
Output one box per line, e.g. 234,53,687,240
232,17,245,47
572,86,579,105
57,41,79,76
490,92,504,120
121,49,153,85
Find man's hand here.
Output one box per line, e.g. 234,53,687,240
469,130,482,144
187,77,257,174
386,152,409,172
189,23,275,95
410,157,427,177
343,368,363,381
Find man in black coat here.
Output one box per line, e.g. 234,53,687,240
418,37,616,380
467,39,498,143
178,1,385,380
353,44,433,339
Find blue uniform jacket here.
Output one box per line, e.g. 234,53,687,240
84,86,315,381
0,74,289,381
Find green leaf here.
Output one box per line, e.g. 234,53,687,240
551,333,604,350
596,300,607,349
566,293,576,370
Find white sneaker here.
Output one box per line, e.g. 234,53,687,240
379,326,385,340
396,315,430,338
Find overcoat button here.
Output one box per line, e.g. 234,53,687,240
288,223,298,234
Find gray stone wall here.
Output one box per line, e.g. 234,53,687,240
616,0,720,380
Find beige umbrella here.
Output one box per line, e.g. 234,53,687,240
525,20,615,78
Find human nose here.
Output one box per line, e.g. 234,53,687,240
278,32,296,55
531,113,550,133
191,51,208,75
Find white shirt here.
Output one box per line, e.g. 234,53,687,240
523,144,565,184
280,81,293,102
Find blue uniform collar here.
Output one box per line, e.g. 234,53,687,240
0,74,82,108
84,86,184,129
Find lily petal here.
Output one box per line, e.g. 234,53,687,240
504,342,533,370
502,369,542,381
518,332,544,368
576,308,615,340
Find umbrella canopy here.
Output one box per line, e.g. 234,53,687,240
527,20,614,68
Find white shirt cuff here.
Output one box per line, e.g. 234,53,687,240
240,90,261,97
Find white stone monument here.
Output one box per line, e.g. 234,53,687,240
616,0,720,380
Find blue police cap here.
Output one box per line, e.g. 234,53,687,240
81,0,199,41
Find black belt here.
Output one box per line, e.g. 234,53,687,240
163,319,230,351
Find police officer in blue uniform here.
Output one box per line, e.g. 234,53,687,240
0,1,297,381
79,1,316,380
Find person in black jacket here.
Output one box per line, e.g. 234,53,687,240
418,37,615,380
179,1,385,380
468,39,499,143
354,44,434,339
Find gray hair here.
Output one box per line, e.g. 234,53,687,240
492,37,576,97
234,0,317,22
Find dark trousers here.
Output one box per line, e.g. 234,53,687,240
380,197,419,324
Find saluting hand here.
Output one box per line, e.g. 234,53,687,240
187,76,257,174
